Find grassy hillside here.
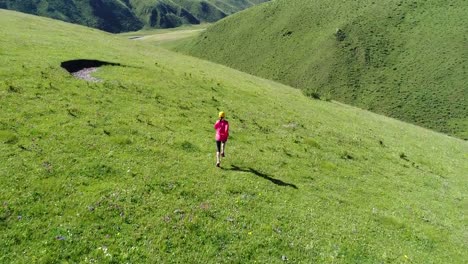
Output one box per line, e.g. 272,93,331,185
1,9,467,263
176,0,468,139
0,0,269,32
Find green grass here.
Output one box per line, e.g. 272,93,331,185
1,9,467,263
176,0,468,139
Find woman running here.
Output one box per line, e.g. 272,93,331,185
214,111,229,167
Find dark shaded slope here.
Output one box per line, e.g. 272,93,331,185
90,0,143,33
1,0,270,32
1,0,142,33
172,0,226,23
146,1,201,28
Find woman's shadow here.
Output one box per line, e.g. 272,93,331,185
223,165,298,189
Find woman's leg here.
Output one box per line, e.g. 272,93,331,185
221,141,226,157
216,141,221,166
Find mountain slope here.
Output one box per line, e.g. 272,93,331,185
0,0,144,33
1,9,467,263
177,0,468,139
0,0,270,32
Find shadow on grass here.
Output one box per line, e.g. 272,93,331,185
61,59,121,73
224,165,298,189
61,59,142,73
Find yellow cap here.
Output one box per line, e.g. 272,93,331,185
219,111,225,118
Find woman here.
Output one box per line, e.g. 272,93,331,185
214,111,229,167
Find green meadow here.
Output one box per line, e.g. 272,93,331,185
1,9,467,263
176,0,468,139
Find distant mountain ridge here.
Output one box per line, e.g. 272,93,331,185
0,0,269,32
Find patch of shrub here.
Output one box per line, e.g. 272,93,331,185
0,131,18,144
67,107,80,117
8,85,22,93
310,92,321,100
304,138,321,149
341,151,354,160
335,28,346,41
82,164,117,179
399,152,409,161
111,136,133,145
180,141,199,152
320,161,337,171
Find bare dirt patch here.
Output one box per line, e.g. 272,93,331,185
61,59,121,82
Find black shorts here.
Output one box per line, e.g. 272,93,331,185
216,140,226,152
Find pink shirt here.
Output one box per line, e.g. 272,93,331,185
214,119,229,141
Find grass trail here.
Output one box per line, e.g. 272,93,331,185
120,24,208,47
